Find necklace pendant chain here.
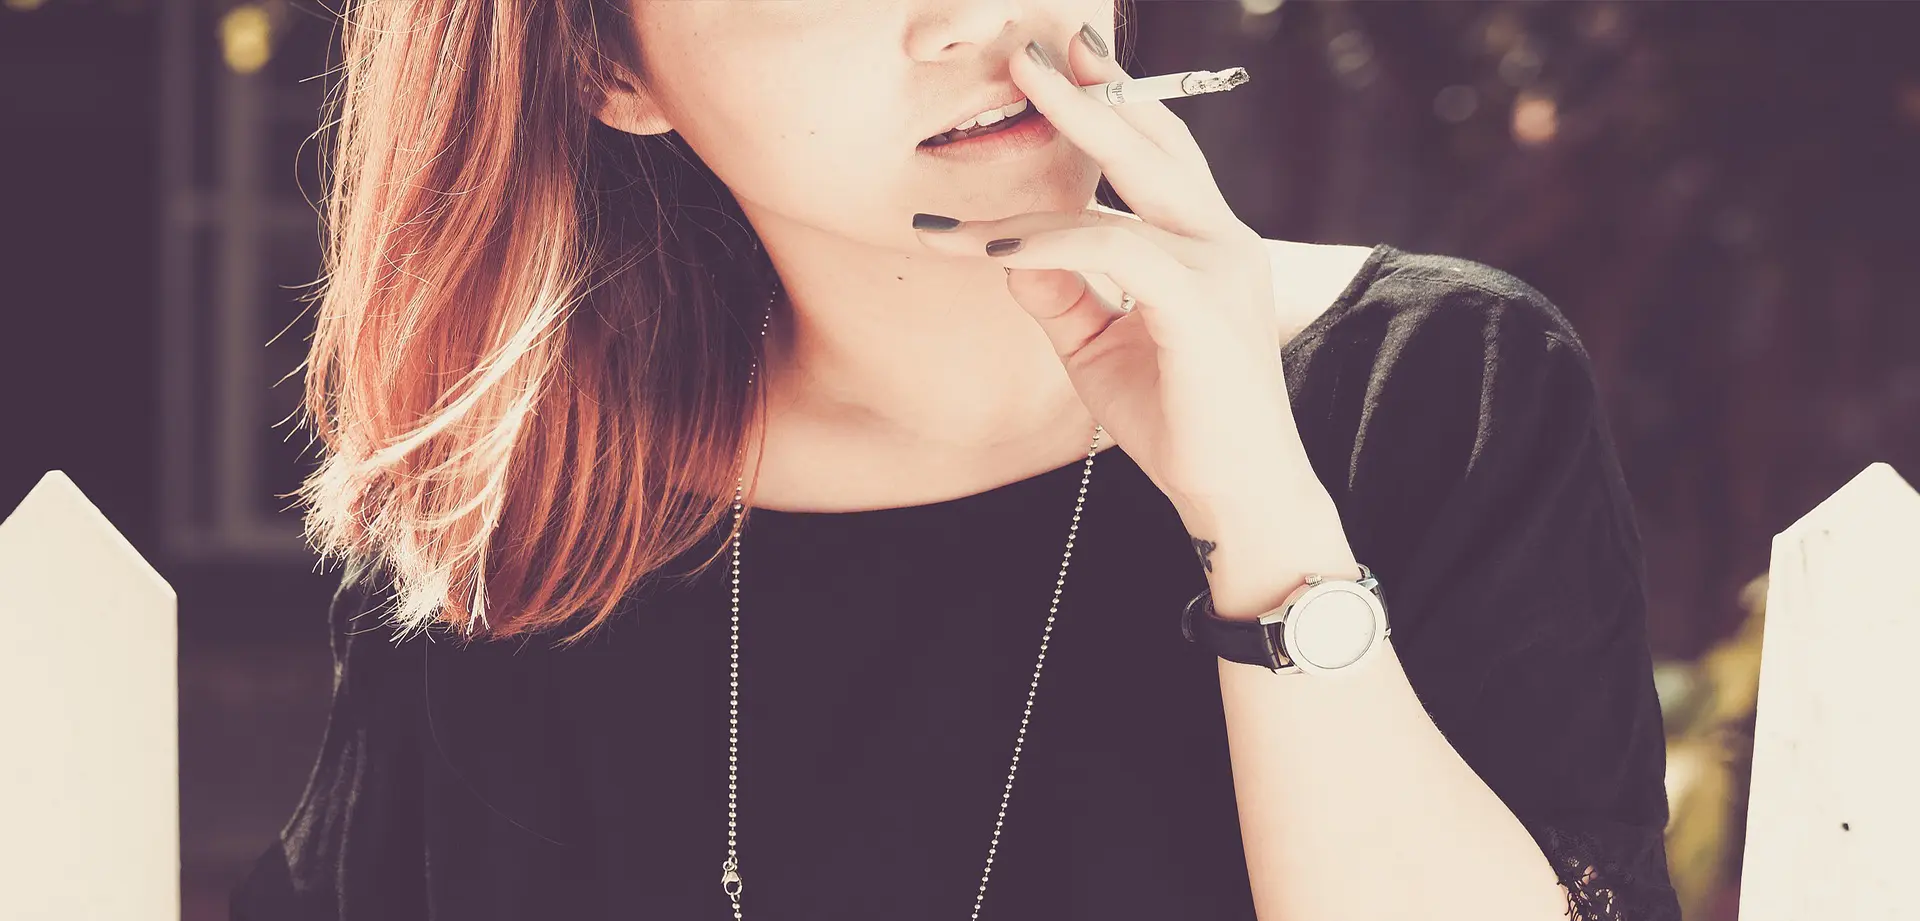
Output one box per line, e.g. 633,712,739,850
719,279,1105,919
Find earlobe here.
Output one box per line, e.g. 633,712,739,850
591,70,675,136
594,91,674,136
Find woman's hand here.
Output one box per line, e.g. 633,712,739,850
914,34,1306,514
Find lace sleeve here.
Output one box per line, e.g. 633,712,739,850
1533,821,1682,921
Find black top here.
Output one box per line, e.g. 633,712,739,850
231,243,1681,921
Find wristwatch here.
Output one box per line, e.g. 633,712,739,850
1180,564,1391,675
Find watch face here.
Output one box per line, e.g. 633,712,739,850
1289,588,1379,670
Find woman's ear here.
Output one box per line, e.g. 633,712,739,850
592,66,674,136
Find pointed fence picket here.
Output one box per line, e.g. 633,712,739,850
0,471,179,921
1740,462,1919,921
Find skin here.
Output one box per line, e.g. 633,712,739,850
594,1,1125,504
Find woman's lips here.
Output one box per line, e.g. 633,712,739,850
915,105,1060,162
921,105,1041,147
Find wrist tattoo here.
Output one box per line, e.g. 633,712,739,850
1190,536,1217,573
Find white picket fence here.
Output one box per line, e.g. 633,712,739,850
1738,462,1920,921
0,471,179,921
1,462,1916,920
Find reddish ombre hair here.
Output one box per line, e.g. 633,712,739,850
294,0,779,644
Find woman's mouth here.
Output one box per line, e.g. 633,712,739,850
920,102,1045,148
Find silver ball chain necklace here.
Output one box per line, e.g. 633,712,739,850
718,274,1127,919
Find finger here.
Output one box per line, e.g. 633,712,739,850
1016,40,1240,241
1067,22,1211,172
1003,265,1131,364
914,207,1208,268
986,222,1221,352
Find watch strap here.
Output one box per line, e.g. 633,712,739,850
1179,565,1383,673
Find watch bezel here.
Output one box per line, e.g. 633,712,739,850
1257,572,1391,676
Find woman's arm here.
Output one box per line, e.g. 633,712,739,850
1173,273,1679,921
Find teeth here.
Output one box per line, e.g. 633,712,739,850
950,99,1029,133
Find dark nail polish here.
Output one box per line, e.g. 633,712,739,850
912,212,962,231
1076,23,1110,59
1025,41,1060,74
985,238,1024,257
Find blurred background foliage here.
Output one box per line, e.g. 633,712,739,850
2,1,1914,918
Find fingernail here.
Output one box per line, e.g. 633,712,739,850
912,212,962,231
1025,40,1061,74
985,238,1024,257
1076,23,1110,59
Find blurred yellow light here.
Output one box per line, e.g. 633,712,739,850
220,4,273,75
1512,92,1559,145
5,0,51,11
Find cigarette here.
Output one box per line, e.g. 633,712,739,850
1079,67,1250,106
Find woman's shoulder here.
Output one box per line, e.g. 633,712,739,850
1268,240,1586,359
1260,239,1380,345
1271,241,1614,510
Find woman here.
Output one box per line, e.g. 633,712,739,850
231,2,1680,919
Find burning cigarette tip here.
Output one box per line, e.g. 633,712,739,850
1188,67,1251,96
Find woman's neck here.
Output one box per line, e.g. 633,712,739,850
743,347,1114,515
756,269,1096,457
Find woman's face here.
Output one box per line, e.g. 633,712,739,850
605,0,1113,248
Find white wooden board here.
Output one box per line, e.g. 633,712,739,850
0,470,180,921
1740,462,1920,921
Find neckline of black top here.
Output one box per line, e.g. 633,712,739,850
739,242,1398,528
